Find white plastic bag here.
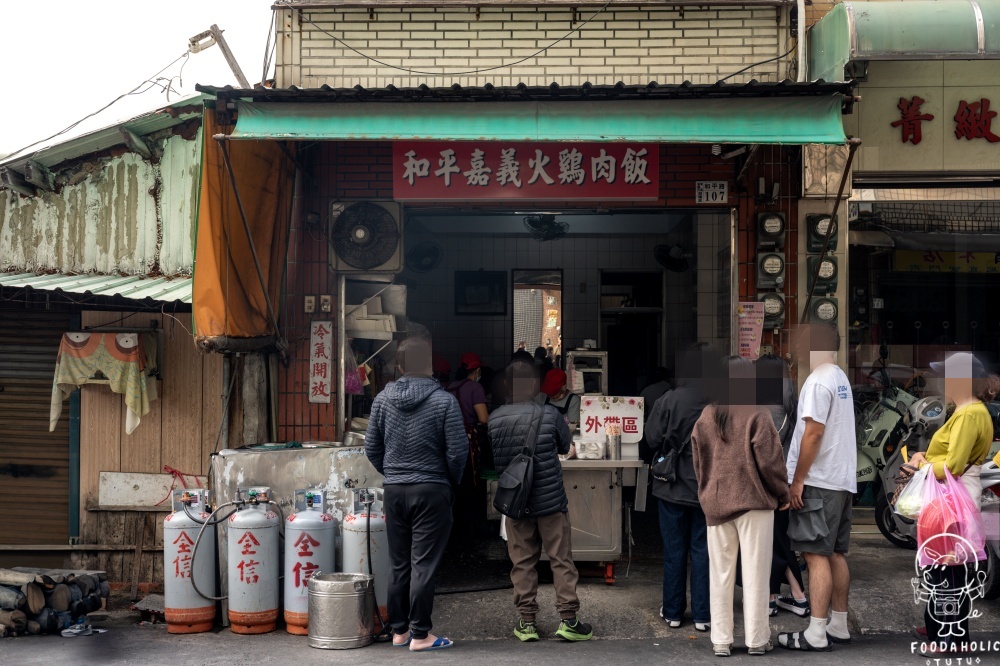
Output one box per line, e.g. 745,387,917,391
894,464,930,519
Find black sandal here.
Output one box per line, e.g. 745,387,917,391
777,631,833,652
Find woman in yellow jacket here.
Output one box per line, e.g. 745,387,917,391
906,352,994,656
908,353,994,507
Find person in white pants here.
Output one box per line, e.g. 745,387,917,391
691,356,791,657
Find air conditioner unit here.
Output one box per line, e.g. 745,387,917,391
328,201,404,273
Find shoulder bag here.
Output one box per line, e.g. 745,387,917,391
651,436,689,484
493,396,546,519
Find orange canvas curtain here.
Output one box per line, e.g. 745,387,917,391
193,109,294,352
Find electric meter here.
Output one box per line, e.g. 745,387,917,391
811,297,839,323
756,213,786,249
759,292,786,329
807,256,839,292
807,214,839,252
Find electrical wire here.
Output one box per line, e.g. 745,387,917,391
287,0,616,77
261,10,277,84
3,51,192,163
716,43,797,84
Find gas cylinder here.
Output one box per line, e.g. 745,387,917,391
284,489,336,635
227,487,280,634
341,488,389,615
163,489,215,634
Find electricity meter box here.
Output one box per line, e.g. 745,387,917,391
756,213,786,249
809,297,839,324
758,292,786,329
756,252,786,289
807,214,839,252
806,256,839,293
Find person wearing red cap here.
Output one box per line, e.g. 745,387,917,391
448,353,489,429
432,354,451,388
541,369,580,430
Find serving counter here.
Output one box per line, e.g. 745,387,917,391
552,458,648,583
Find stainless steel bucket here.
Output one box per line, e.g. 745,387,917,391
307,573,375,649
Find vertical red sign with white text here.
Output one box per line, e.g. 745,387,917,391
393,142,659,201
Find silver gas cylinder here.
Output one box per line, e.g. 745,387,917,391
227,487,280,634
163,489,215,634
284,489,336,635
341,488,389,615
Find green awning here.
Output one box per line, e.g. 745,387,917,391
229,96,848,145
810,1,1000,82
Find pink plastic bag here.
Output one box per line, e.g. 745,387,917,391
916,467,986,567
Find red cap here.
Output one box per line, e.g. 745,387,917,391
432,354,451,375
459,352,482,371
541,369,567,397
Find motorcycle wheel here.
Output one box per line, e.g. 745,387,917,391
874,492,917,550
982,547,1000,600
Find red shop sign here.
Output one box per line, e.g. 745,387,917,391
392,141,659,201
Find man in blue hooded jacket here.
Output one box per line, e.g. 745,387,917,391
366,336,468,651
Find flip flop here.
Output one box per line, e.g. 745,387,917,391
393,632,412,647
827,632,852,645
777,631,832,652
410,636,454,652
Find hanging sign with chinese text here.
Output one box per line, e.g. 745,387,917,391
737,302,765,360
309,320,333,404
393,142,659,201
894,250,1000,274
579,396,644,443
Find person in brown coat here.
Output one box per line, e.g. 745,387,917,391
691,356,790,657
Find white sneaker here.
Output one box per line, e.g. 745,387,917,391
695,622,710,632
659,607,682,628
714,643,731,657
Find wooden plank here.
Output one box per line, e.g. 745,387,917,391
104,512,127,582
139,513,157,585
129,515,144,600
160,316,204,476
119,313,163,475
201,353,224,471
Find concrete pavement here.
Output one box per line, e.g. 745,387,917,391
4,525,1000,664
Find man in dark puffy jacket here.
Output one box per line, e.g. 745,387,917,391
365,337,468,652
489,361,593,643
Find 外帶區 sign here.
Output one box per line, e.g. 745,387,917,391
579,396,645,444
393,142,659,201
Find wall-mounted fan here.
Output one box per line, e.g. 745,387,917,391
523,214,568,241
654,244,691,272
406,241,444,273
329,201,403,272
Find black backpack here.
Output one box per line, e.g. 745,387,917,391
493,395,547,520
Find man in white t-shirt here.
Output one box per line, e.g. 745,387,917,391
778,323,856,654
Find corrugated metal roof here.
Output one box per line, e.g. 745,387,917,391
0,93,210,172
198,79,856,105
0,272,192,304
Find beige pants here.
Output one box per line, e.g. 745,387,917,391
505,512,581,621
707,509,774,648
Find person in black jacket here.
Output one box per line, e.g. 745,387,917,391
647,343,718,632
489,361,593,643
365,336,468,652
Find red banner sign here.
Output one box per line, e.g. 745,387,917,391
392,142,659,201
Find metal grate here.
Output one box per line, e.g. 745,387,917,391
855,202,1000,234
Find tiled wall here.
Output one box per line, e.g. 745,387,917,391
401,224,716,376
277,4,793,89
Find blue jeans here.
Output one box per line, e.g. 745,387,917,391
659,499,710,624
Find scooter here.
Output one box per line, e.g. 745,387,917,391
855,348,922,547
980,461,1000,599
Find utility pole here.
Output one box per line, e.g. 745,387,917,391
188,24,251,89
